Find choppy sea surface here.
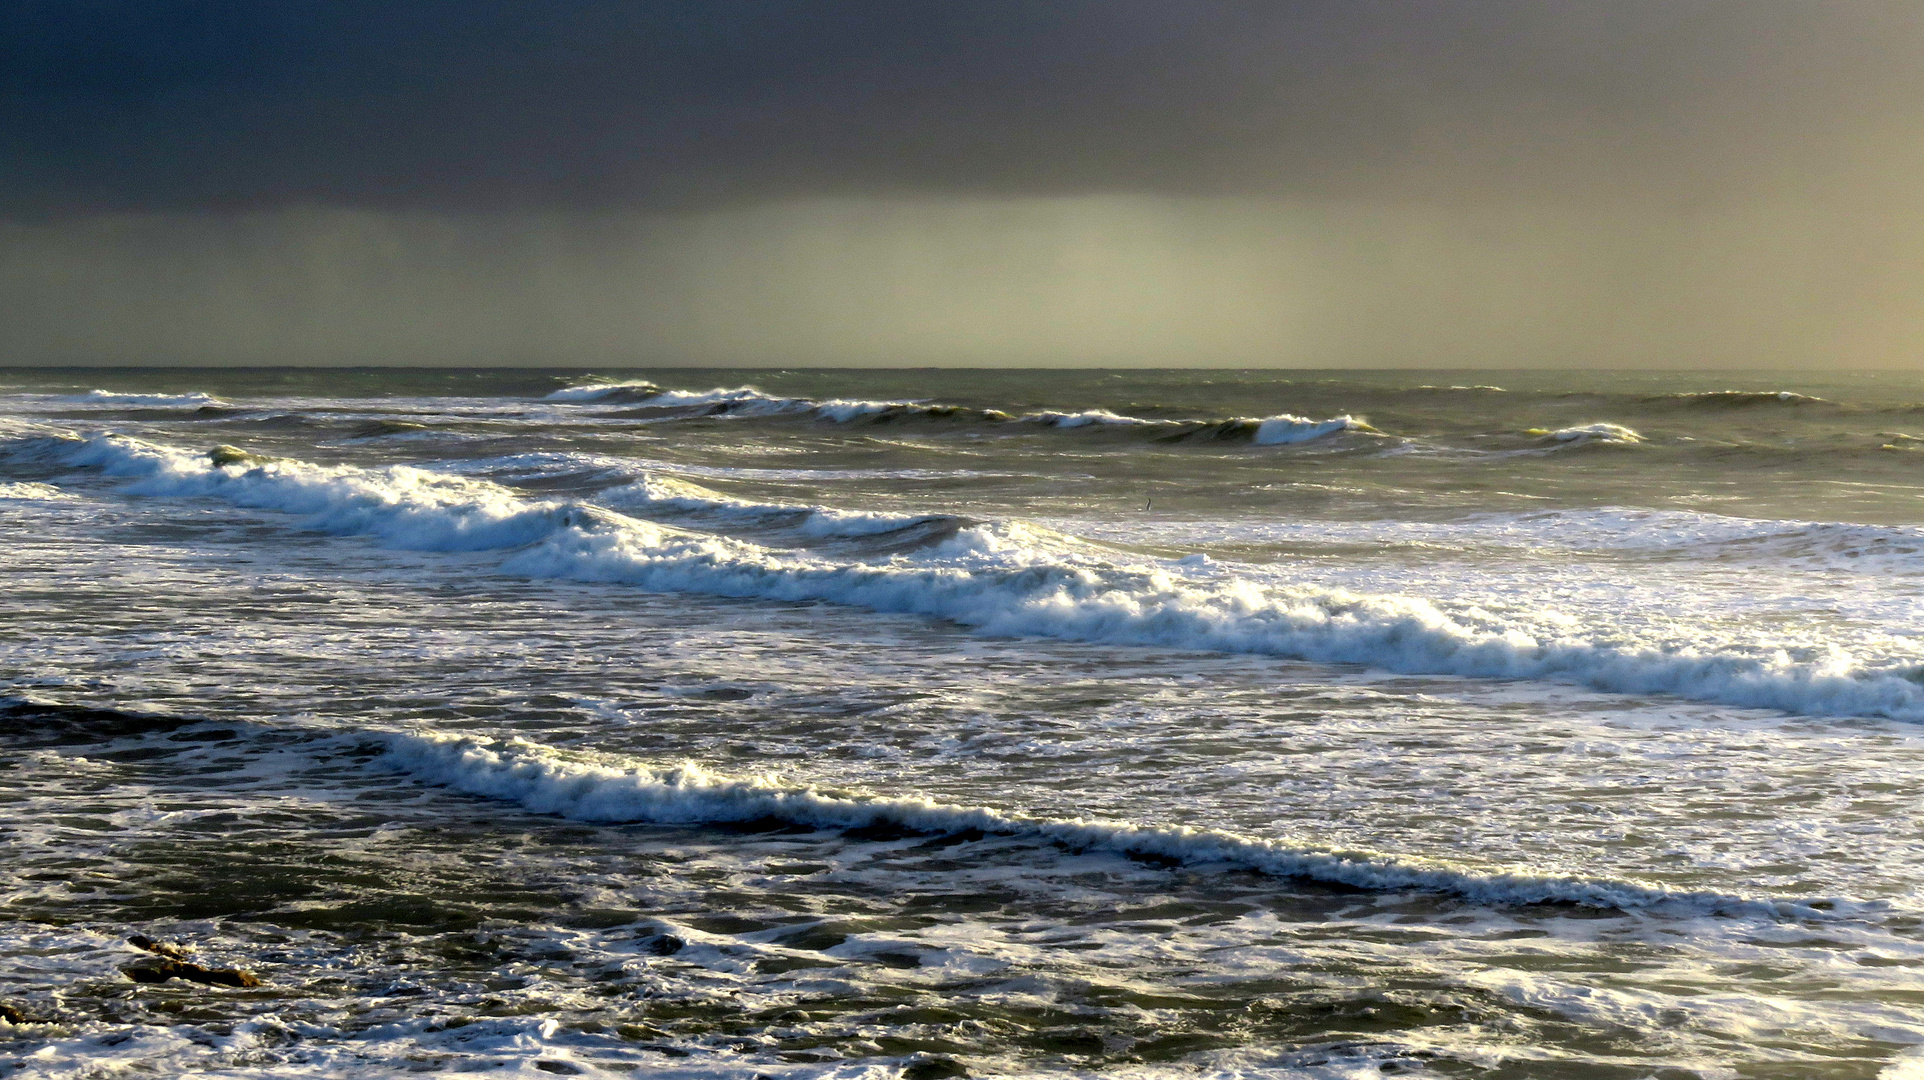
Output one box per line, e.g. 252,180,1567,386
3,367,1924,1079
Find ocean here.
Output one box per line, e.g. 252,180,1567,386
2,367,1922,1079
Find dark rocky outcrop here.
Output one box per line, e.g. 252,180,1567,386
641,933,685,956
901,1055,969,1079
122,959,263,988
207,444,278,467
123,935,261,988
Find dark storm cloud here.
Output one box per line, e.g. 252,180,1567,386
7,2,1924,367
7,0,1921,215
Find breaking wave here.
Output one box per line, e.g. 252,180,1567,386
377,730,1844,917
1250,414,1374,445
21,431,1924,723
1027,408,1170,428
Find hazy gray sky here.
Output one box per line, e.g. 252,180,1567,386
5,1,1922,367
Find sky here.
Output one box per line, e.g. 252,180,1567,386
4,0,1923,368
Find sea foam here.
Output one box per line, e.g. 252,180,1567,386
26,432,1924,724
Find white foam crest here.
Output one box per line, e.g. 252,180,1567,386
542,380,659,401
1249,414,1371,445
65,389,227,408
1537,422,1646,444
376,730,1838,917
33,433,1924,723
0,482,74,501
51,434,611,552
1027,408,1167,428
641,386,806,412
506,527,1924,721
600,385,926,423
812,397,917,422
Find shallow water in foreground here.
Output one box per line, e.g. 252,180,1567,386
3,368,1924,1078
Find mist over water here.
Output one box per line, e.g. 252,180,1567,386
3,367,1924,1077
11,2,1924,372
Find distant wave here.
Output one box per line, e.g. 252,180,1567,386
22,431,1924,724
377,730,1843,917
1019,408,1376,445
549,382,929,422
63,389,228,409
1026,408,1171,428
544,381,1372,445
542,381,662,404
1645,390,1828,408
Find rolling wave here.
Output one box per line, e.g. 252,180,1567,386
545,380,1373,445
20,431,1924,723
377,730,1847,917
1645,390,1828,408
595,474,976,550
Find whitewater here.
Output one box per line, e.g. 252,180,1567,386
5,367,1924,1079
